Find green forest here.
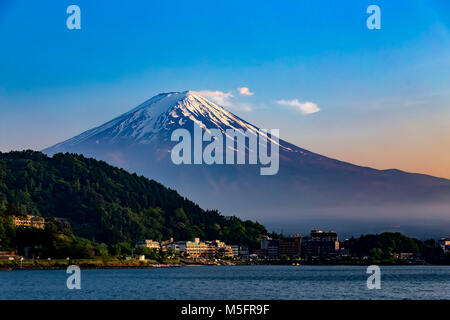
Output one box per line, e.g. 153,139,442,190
344,232,448,264
0,151,269,257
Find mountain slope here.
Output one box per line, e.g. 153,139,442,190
0,150,268,247
43,91,450,234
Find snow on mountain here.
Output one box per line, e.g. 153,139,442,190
46,91,293,154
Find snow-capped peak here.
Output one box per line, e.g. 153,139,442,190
43,90,298,156
46,91,258,148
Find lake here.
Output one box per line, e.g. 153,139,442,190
1,265,449,300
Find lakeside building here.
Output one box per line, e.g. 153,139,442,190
230,245,250,257
438,238,450,253
231,245,239,256
13,215,46,229
302,230,339,256
163,240,187,252
186,239,234,258
261,236,279,257
278,235,302,257
160,238,234,258
135,240,161,251
212,240,234,257
184,238,212,257
239,246,250,256
259,235,303,258
260,236,271,250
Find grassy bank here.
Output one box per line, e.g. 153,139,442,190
0,258,184,270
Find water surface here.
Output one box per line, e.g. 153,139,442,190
1,265,449,300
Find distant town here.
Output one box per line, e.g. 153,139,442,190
132,230,450,265
0,214,449,267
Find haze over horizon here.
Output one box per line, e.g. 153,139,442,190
1,1,449,179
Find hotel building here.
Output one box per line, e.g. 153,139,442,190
13,215,46,229
303,230,339,256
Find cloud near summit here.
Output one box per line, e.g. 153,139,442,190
276,99,320,115
193,89,254,112
192,90,234,107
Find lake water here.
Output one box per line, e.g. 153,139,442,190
1,265,449,300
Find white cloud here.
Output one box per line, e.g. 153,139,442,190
192,90,234,107
193,90,253,112
237,87,254,96
276,99,320,115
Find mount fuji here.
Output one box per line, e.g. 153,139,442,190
43,91,450,236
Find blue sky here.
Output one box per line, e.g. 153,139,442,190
0,0,449,177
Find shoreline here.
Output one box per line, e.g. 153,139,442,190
0,259,182,271
0,259,443,271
